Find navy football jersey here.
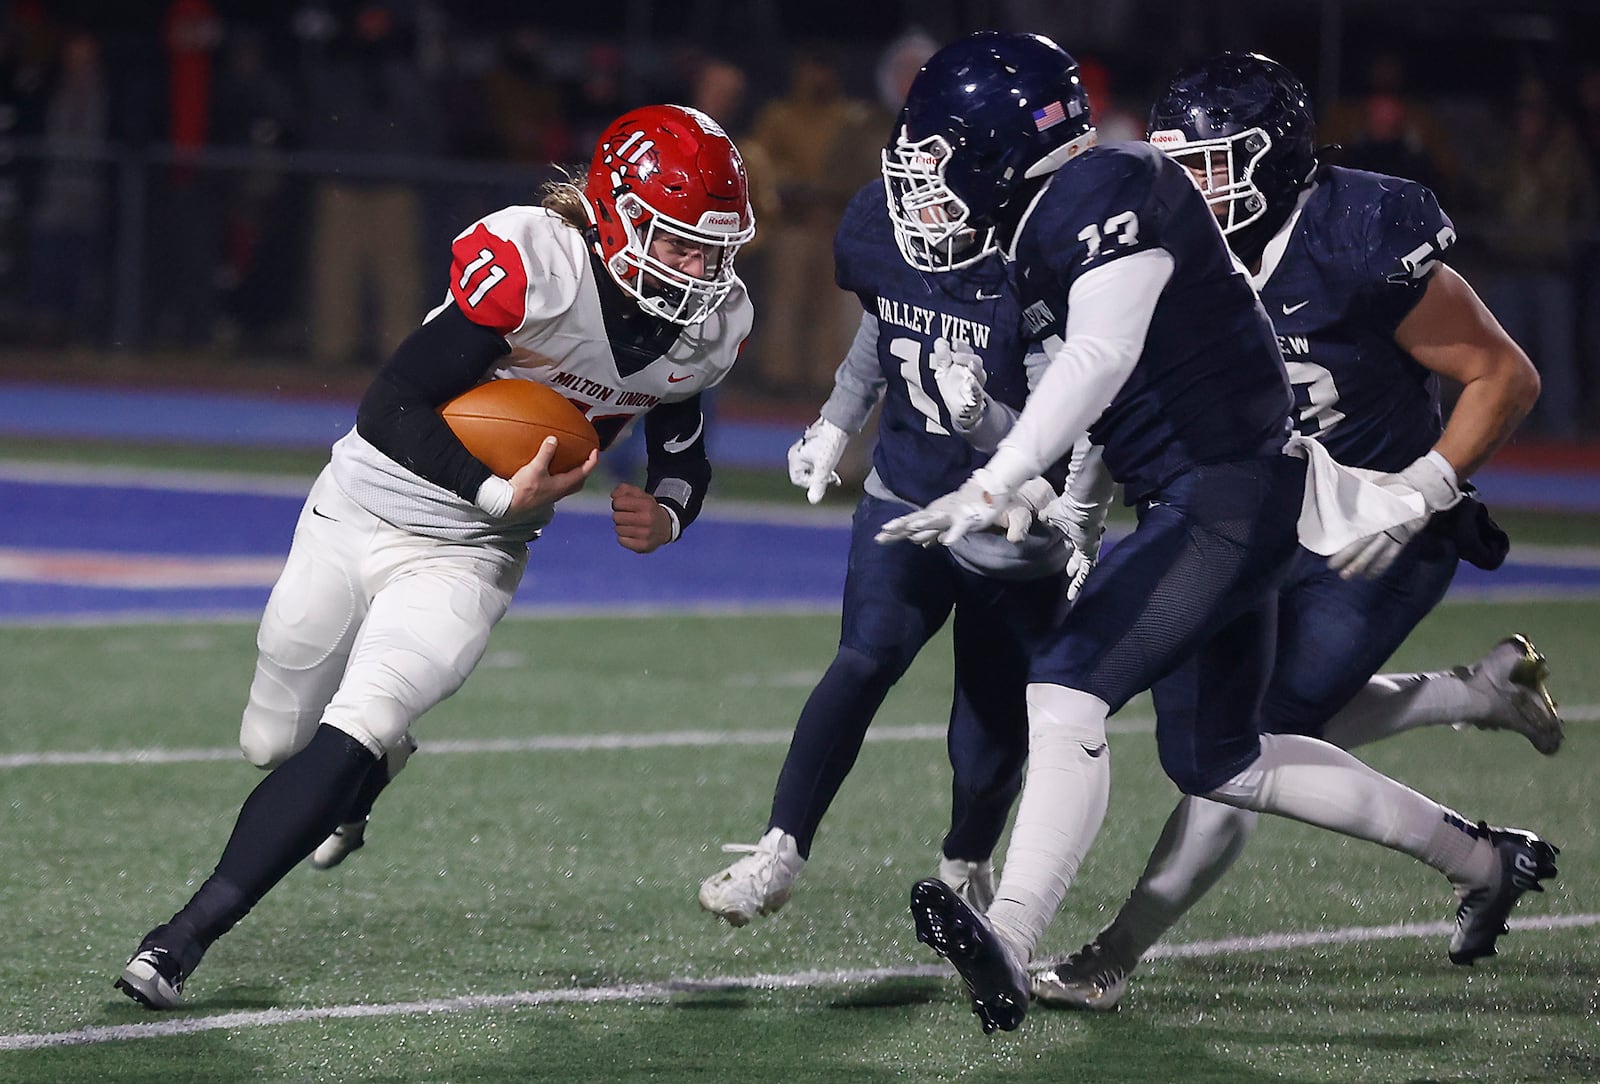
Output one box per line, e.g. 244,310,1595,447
1255,166,1452,472
1009,142,1293,503
835,180,1031,507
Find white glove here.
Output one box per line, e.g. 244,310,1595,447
1328,452,1461,580
1039,490,1107,601
930,337,990,431
875,468,1014,547
997,477,1058,544
787,418,850,504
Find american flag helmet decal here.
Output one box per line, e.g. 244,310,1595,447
1033,101,1067,130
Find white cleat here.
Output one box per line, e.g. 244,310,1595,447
1031,939,1133,1013
309,819,368,870
1461,635,1564,755
937,855,995,913
697,827,805,927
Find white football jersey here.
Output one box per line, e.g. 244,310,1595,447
331,206,752,543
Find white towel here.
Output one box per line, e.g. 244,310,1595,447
1284,435,1428,556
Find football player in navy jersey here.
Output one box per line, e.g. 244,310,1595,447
697,172,1111,926
114,105,757,1009
1032,51,1562,1013
873,32,1557,1034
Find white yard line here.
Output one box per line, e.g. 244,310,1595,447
2,912,1595,1052
0,718,1139,770
2,706,1594,770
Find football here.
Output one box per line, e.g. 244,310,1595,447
438,379,600,477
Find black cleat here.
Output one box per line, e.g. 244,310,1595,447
1449,824,1560,966
910,878,1029,1034
114,925,195,1010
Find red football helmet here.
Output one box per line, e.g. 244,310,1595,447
584,104,756,325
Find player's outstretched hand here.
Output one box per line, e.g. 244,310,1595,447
507,437,598,515
875,471,1012,548
611,482,675,553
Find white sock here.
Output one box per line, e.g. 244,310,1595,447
1320,667,1488,750
1206,733,1494,887
1099,796,1257,967
986,684,1112,963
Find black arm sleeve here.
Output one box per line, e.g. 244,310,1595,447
355,304,513,502
643,394,713,535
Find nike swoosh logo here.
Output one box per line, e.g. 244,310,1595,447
666,372,692,383
976,290,1003,300
1281,300,1310,315
662,414,704,454
311,504,337,522
1083,743,1108,758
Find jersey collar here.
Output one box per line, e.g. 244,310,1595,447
1248,183,1315,292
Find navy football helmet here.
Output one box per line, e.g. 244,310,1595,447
882,31,1096,271
1147,52,1316,237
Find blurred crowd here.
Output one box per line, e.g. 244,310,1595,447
2,0,1599,439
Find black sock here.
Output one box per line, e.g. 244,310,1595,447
342,751,395,824
163,725,378,955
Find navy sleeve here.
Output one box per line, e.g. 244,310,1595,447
1362,179,1456,332
643,394,712,534
355,303,512,501
834,181,888,298
1034,146,1164,286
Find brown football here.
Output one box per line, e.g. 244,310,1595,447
438,380,600,477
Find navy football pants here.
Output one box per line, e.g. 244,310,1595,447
767,494,1066,859
1264,527,1459,736
1030,454,1307,795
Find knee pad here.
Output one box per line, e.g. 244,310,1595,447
830,644,907,690
239,684,318,770
1157,721,1264,796
323,695,413,759
1026,683,1109,749
385,731,419,780
239,726,291,771
1159,746,1246,798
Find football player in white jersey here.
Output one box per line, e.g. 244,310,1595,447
115,104,756,1010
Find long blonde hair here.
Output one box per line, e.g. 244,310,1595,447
539,174,592,232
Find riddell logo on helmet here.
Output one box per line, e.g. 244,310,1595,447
1148,129,1188,148
698,211,744,231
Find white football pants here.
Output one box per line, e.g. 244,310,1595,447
239,468,527,766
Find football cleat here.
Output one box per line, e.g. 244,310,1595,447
1031,939,1132,1012
1449,824,1560,966
697,828,805,927
309,819,368,870
114,926,194,1010
910,877,1030,1034
938,855,996,913
1460,635,1564,755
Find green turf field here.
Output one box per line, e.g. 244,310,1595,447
1,592,1596,1082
